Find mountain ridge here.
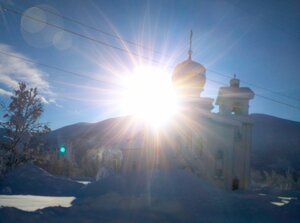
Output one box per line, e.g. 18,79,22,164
47,113,300,175
2,113,300,175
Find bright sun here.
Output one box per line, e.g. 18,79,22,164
121,65,178,127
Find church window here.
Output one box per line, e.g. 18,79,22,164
232,177,239,190
194,140,203,158
132,161,137,171
234,128,242,141
113,159,119,172
232,102,242,115
176,138,183,156
215,150,224,178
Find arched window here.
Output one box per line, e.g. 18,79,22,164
234,128,242,141
113,159,119,172
215,150,224,178
194,140,203,158
132,161,137,171
232,177,239,190
232,102,242,115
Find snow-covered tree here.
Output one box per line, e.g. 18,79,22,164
0,82,50,174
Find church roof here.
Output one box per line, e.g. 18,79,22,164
175,59,205,72
173,59,206,78
216,86,254,102
172,30,206,88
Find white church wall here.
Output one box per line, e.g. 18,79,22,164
230,121,253,190
178,118,237,190
219,98,251,115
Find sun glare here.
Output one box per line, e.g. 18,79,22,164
121,65,178,128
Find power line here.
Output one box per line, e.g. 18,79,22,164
0,50,107,84
255,93,300,110
206,78,300,110
204,0,300,103
206,69,300,103
20,0,161,54
4,3,300,104
2,5,161,64
2,4,300,110
1,49,300,112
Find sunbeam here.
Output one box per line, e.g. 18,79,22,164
120,65,179,128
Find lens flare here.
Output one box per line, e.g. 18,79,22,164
59,146,66,153
121,65,178,128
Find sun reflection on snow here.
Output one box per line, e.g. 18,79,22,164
270,196,297,207
0,195,75,212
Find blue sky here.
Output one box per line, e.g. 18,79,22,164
0,0,300,129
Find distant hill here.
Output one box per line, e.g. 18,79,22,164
251,114,300,175
47,113,300,175
45,116,134,145
2,114,300,175
42,116,145,164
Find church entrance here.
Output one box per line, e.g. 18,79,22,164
232,177,239,190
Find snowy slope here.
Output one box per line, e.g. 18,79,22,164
0,167,300,223
0,163,82,196
251,114,300,175
42,113,300,175
2,113,300,176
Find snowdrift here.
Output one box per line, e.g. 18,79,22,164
0,163,82,196
71,169,300,223
0,166,299,223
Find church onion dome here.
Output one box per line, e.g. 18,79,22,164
172,59,206,98
172,31,206,98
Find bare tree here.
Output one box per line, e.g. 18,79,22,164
0,82,50,172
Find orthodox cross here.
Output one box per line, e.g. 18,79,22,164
188,30,193,60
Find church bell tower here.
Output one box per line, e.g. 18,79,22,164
216,75,254,115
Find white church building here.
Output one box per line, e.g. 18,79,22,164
97,33,255,191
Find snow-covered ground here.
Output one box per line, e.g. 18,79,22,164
0,163,83,196
76,181,91,185
0,195,75,211
0,164,300,223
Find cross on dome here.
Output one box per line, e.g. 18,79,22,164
172,30,206,99
188,30,193,60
